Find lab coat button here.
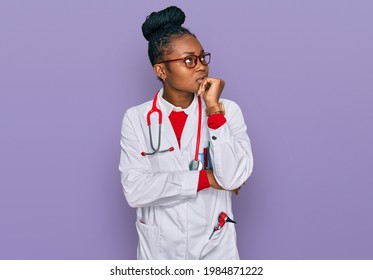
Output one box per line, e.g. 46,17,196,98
212,136,217,140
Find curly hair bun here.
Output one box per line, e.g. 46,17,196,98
142,6,186,41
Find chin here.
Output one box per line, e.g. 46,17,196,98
181,88,198,95
191,86,200,94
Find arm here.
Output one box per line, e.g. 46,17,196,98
119,109,199,208
206,169,241,195
198,78,254,191
208,102,253,190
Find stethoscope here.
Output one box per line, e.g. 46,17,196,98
141,91,203,171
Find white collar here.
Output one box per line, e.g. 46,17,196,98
158,88,197,116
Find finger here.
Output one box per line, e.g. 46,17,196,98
197,79,206,96
197,78,211,96
204,81,212,92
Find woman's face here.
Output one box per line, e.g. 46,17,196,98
159,34,209,95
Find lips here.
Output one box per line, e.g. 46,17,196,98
196,76,206,82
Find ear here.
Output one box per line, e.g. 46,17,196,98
153,64,167,81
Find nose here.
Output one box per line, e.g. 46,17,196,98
195,58,208,72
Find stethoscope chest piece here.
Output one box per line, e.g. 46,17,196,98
189,159,202,171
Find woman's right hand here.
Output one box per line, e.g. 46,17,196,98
197,77,225,108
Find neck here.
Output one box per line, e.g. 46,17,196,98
162,88,194,109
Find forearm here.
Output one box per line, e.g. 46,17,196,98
208,103,253,190
121,168,199,208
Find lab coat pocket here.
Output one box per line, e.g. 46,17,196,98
136,219,160,259
206,223,228,244
201,224,237,259
147,150,181,173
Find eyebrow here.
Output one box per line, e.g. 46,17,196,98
181,49,205,55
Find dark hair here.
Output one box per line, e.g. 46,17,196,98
141,6,195,66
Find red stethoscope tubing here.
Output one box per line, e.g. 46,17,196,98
146,92,162,125
194,94,202,162
141,91,202,160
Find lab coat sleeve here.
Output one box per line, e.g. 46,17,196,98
208,100,253,190
119,109,199,208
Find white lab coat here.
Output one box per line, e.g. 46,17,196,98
119,88,253,259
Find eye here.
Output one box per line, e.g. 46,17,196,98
183,56,196,67
184,56,194,63
200,53,210,65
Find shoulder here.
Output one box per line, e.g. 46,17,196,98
121,100,152,124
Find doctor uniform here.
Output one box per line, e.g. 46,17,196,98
119,88,253,259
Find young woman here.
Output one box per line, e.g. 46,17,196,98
119,6,253,260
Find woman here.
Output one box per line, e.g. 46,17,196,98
119,6,253,260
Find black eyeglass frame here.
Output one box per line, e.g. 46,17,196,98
157,52,211,68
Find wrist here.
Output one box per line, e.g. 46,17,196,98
205,101,219,108
206,102,225,116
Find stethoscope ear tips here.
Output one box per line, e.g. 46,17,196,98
141,152,146,156
169,147,175,151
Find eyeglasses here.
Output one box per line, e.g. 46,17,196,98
157,52,211,68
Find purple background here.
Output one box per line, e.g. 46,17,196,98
1,0,372,259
